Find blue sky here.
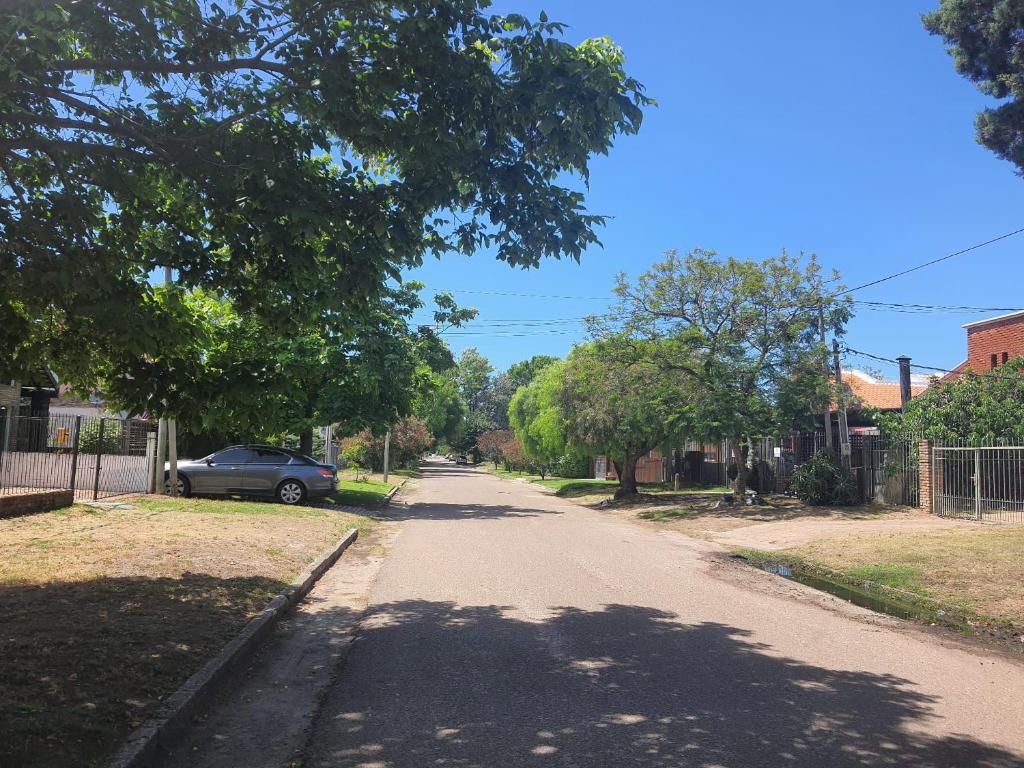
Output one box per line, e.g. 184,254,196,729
404,1,1024,376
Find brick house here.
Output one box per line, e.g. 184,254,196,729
942,310,1024,380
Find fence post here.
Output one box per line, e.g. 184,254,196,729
918,438,933,513
146,431,158,493
974,447,982,521
92,418,105,501
69,415,82,495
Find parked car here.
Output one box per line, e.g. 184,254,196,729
455,455,468,465
164,445,337,505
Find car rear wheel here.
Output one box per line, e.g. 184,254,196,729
163,474,191,497
277,479,306,505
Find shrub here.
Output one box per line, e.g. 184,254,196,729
791,451,859,506
555,452,589,479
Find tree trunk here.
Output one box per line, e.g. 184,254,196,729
615,453,640,499
299,427,314,457
730,439,747,496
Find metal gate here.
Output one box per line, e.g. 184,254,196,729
933,442,1024,523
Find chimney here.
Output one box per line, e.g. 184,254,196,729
896,356,912,411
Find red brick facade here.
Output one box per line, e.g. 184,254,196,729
944,311,1024,380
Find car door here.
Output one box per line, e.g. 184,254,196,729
194,448,253,494
243,448,291,495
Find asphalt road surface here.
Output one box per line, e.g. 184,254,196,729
298,462,1024,768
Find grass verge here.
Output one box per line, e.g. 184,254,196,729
733,525,1024,647
323,478,393,507
0,496,372,768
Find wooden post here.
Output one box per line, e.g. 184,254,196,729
819,304,835,452
896,356,912,411
168,417,178,497
92,417,105,500
156,418,167,494
382,429,391,484
69,415,82,496
832,340,852,472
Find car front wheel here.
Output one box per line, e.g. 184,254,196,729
277,480,306,505
164,474,191,497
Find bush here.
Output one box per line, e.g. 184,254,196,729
791,451,859,506
554,452,589,479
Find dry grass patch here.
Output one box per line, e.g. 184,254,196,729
0,496,372,768
790,524,1024,623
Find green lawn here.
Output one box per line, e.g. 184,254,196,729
324,478,393,508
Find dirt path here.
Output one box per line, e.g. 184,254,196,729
706,512,965,550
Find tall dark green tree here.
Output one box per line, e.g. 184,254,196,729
925,1,1024,174
0,1,651,414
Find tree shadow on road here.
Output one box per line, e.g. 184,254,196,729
305,601,1023,768
383,501,562,521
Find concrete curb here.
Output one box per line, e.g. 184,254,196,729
107,528,360,768
382,478,407,506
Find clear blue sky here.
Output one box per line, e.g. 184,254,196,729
404,1,1024,377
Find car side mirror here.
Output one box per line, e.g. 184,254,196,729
205,459,214,466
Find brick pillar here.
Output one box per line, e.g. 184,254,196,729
919,438,933,513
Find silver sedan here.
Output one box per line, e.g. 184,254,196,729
164,445,337,505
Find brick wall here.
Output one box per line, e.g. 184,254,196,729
0,489,74,519
964,313,1024,373
918,439,933,513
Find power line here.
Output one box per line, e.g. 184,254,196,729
852,301,1024,314
836,226,1024,297
844,346,1024,383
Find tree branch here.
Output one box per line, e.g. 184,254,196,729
1,138,154,163
48,57,293,76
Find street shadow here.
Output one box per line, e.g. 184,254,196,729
383,501,562,521
305,600,1024,768
0,573,289,768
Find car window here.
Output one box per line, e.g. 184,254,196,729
212,448,254,464
250,449,289,464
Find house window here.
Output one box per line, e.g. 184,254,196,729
1003,352,1009,365
992,353,998,369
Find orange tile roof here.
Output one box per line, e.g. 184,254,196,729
832,371,928,411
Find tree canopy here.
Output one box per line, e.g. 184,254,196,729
507,358,566,477
559,337,691,498
605,249,847,493
925,1,1024,174
1,0,651,406
877,357,1024,441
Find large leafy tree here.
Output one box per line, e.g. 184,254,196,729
0,1,650,408
878,358,1024,441
925,1,1024,174
559,338,690,498
482,354,557,428
507,358,566,478
606,249,848,495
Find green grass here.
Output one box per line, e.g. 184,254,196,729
844,563,925,592
134,496,329,518
325,478,393,508
637,508,698,521
534,478,620,497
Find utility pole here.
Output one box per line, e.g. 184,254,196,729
832,339,852,472
382,429,391,484
164,266,179,497
896,356,912,411
819,303,834,453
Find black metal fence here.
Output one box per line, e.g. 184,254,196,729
679,430,919,505
0,412,156,500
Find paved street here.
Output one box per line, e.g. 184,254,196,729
300,463,1024,767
